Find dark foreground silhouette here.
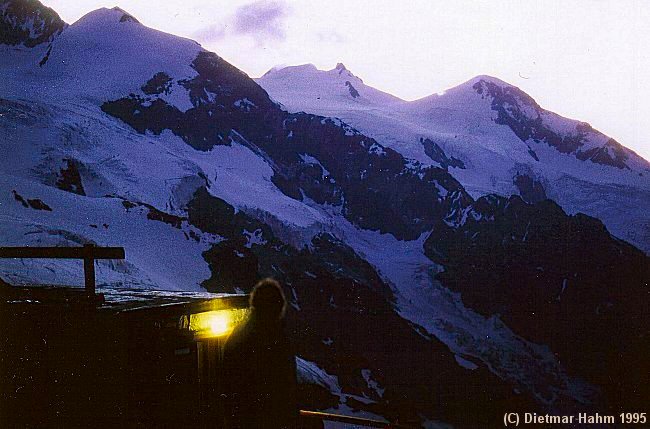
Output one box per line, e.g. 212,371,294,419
222,278,299,428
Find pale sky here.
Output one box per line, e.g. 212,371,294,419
42,0,650,160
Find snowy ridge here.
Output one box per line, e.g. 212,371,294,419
258,63,404,114
259,68,650,252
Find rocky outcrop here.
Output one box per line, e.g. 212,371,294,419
55,159,85,196
345,81,360,98
1,0,66,47
513,173,546,203
421,137,466,170
12,189,52,211
474,79,630,169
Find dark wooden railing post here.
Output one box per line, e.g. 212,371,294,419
83,244,96,295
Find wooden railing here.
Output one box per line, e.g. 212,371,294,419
0,244,125,295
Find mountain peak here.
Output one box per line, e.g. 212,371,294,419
31,4,202,102
330,62,359,80
75,6,140,28
469,74,511,87
257,62,405,109
410,74,522,109
111,6,140,23
261,63,317,77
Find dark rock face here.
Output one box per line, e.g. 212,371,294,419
526,146,539,161
12,189,28,207
56,159,85,195
186,186,275,293
421,137,466,170
345,81,360,98
185,186,536,427
575,137,629,168
0,0,66,47
102,51,471,240
101,97,187,143
145,205,183,228
141,72,172,95
267,115,469,240
513,173,546,203
473,79,630,169
26,197,51,210
38,43,51,66
116,9,138,23
117,197,188,229
12,189,51,210
424,195,650,410
102,51,274,152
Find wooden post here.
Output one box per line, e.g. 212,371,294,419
83,244,96,295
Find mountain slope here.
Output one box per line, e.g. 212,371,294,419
258,67,650,253
425,194,650,409
1,2,648,426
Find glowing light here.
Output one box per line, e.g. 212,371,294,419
208,313,230,336
188,308,249,339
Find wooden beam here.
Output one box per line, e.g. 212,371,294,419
0,246,125,260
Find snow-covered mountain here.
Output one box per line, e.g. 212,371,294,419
261,63,404,111
258,66,650,253
1,1,648,427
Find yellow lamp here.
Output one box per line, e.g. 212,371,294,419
208,312,230,336
188,308,249,339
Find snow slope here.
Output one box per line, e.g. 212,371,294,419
258,67,650,252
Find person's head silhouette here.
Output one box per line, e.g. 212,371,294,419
250,278,286,321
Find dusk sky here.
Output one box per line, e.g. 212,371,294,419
42,0,650,160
